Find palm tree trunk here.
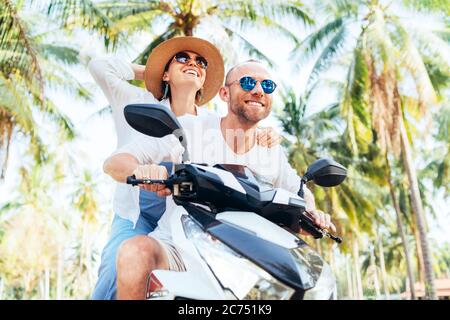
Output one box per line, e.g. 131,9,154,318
56,245,63,300
316,239,323,256
399,117,436,299
370,247,381,299
352,264,358,299
328,248,335,272
385,154,416,299
352,239,364,299
44,268,50,300
346,254,353,299
0,122,13,180
389,186,416,299
0,276,4,299
412,212,426,283
376,228,390,299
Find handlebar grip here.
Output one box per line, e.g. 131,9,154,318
126,175,139,186
328,234,343,244
299,214,323,239
300,213,343,244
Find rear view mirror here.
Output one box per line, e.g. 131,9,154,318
124,104,190,162
303,158,347,187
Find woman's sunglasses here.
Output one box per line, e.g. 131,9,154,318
173,51,208,70
228,76,277,94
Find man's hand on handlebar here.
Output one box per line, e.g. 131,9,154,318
300,209,336,236
132,164,172,197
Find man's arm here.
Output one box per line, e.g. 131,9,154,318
104,153,139,183
103,133,183,197
273,147,309,204
274,147,336,233
104,152,171,197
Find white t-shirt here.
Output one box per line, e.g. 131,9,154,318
116,113,303,238
88,57,212,225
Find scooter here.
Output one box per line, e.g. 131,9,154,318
124,104,347,300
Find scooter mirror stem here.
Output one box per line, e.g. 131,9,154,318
298,177,308,198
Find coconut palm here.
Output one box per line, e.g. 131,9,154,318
293,0,450,299
420,104,450,193
0,160,70,299
46,0,313,66
68,170,101,298
0,0,91,179
277,87,386,299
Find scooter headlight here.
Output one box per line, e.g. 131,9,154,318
299,253,336,300
182,215,294,300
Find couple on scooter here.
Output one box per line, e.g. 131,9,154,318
89,36,336,300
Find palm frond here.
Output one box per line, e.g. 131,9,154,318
98,0,174,19
402,0,450,15
0,0,43,95
390,20,438,109
306,25,347,88
4,76,46,134
222,26,274,67
41,99,76,141
40,59,92,102
291,17,344,65
268,0,314,26
226,14,300,48
46,0,121,49
87,105,112,121
38,44,80,65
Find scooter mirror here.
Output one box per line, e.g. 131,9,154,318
124,104,190,162
303,158,347,187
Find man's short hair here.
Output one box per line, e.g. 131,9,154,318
225,59,263,85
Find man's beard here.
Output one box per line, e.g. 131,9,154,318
231,102,270,124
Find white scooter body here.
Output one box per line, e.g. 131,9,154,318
150,191,307,300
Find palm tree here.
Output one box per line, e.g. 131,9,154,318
45,0,313,66
277,87,386,299
69,170,101,298
420,104,450,194
0,160,70,299
0,0,91,179
293,0,450,299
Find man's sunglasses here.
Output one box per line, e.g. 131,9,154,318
228,76,277,94
173,51,208,70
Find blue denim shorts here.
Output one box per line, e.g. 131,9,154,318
91,163,172,300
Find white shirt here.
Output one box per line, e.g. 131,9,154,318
117,113,303,237
88,57,212,225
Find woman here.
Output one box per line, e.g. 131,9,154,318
88,36,280,299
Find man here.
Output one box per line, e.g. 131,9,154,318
103,60,336,299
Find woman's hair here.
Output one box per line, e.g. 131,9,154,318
161,54,203,104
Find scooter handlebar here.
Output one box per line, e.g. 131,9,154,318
299,212,343,244
126,175,169,186
126,175,138,186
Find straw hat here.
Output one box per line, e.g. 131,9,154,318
144,36,224,105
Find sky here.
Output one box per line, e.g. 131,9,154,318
0,1,449,254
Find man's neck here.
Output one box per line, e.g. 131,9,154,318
220,114,258,155
169,85,197,116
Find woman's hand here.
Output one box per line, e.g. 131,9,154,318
131,64,146,81
132,164,172,197
256,127,283,148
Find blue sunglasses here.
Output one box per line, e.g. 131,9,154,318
228,76,277,94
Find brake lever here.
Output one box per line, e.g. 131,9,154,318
299,212,342,244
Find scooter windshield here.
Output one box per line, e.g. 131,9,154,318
213,164,273,192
